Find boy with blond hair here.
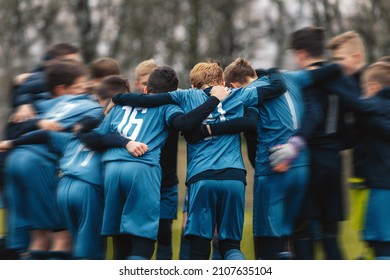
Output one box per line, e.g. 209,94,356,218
327,31,369,258
325,61,390,259
327,31,366,76
133,59,158,93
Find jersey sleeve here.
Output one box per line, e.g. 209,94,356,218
164,104,185,128
239,87,259,108
49,131,72,155
168,89,191,107
169,96,221,131
113,92,176,107
283,64,344,89
283,70,313,89
93,106,117,135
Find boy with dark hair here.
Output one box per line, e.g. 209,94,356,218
4,59,103,259
132,59,181,260
279,26,349,260
12,43,81,111
96,66,230,260
90,57,121,80
88,58,121,95
45,43,80,61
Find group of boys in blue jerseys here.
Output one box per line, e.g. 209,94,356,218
0,26,389,260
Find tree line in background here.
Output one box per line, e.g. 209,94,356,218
0,0,389,113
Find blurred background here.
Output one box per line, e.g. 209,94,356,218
1,0,390,130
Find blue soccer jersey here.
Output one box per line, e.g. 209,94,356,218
253,71,312,176
95,104,183,165
17,94,103,162
36,94,103,130
47,132,103,188
45,132,105,259
6,94,103,234
169,87,258,184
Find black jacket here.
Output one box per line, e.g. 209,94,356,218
326,82,390,188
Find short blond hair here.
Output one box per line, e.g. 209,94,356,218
327,31,366,56
189,62,223,89
135,59,158,80
364,61,390,87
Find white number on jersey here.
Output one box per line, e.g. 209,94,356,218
201,103,226,140
65,143,95,167
117,106,147,140
46,102,78,121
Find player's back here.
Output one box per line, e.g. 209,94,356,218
36,94,103,130
254,74,307,176
96,104,182,167
50,132,104,189
169,87,258,183
12,94,103,162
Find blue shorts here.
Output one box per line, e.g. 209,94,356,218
160,185,178,220
102,161,161,240
26,157,63,230
184,179,245,241
253,166,308,237
57,176,105,259
5,149,64,250
5,150,31,250
363,188,390,242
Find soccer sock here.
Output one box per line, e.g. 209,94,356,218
25,250,49,260
322,222,343,260
218,239,242,260
256,237,284,260
277,251,292,259
129,235,155,260
370,241,390,259
0,238,19,260
47,251,72,260
127,255,147,260
292,220,314,260
254,237,260,260
224,249,245,260
179,234,190,260
156,219,172,260
212,238,222,260
156,244,172,260
189,236,211,260
113,234,132,260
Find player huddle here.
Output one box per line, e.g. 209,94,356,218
0,26,388,260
